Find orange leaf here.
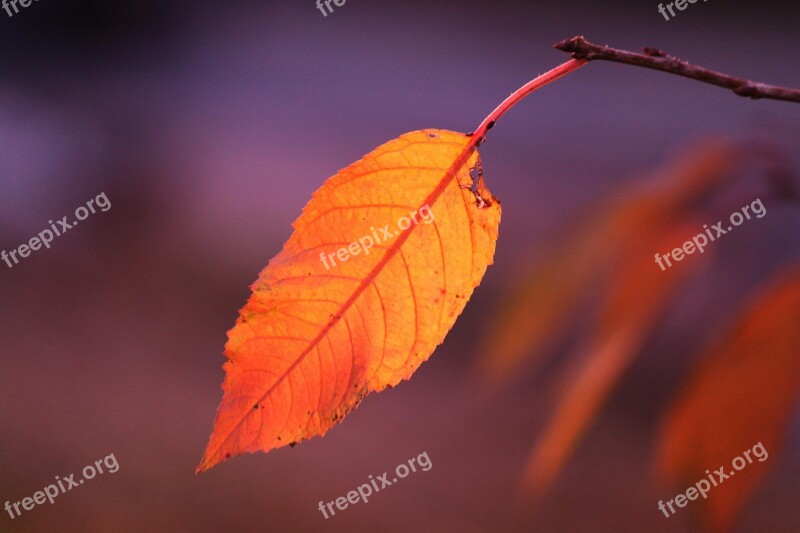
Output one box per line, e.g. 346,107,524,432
471,140,788,494
522,221,704,495
198,129,501,472
475,140,743,386
472,213,612,387
657,266,800,531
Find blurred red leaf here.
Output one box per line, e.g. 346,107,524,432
475,141,741,387
523,220,703,494
657,266,800,531
472,140,794,500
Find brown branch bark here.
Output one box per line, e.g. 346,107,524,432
554,36,800,104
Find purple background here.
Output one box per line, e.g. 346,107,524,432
1,1,799,531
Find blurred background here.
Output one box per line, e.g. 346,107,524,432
1,0,798,531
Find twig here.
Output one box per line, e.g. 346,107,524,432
470,58,587,144
554,36,800,104
469,37,799,147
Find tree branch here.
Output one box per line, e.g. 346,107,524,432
554,36,800,104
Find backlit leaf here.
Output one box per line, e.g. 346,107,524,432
198,129,501,472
